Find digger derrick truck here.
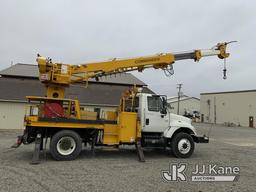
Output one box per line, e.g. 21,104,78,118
13,42,230,164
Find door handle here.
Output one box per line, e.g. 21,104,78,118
146,118,149,125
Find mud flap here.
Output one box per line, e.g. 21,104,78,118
135,140,145,162
30,133,42,165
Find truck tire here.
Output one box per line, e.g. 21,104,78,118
171,133,194,158
50,130,82,161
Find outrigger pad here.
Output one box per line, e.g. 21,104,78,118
30,133,42,165
11,135,23,148
136,140,145,162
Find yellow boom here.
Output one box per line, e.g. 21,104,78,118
36,42,230,98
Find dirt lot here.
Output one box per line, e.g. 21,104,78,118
0,123,255,192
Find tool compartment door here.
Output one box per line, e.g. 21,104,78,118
118,112,137,143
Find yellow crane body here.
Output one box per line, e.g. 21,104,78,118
24,95,141,146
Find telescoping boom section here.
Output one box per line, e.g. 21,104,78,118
36,42,229,99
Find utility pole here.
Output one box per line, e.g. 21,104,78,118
177,83,183,115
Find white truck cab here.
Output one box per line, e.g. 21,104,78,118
136,93,208,158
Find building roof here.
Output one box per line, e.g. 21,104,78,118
167,95,189,100
0,63,146,86
167,96,200,103
0,77,154,106
200,89,256,95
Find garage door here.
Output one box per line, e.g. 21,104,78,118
0,102,26,129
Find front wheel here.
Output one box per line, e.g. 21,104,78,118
50,130,82,161
171,133,194,158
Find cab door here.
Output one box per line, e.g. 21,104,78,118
143,96,169,132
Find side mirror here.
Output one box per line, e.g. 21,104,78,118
161,96,167,115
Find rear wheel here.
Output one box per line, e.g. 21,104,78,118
50,130,82,161
171,133,194,158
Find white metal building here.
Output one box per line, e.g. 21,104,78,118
0,64,154,129
200,90,256,127
167,96,200,116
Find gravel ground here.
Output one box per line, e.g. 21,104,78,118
0,123,256,192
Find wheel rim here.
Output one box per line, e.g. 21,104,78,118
57,136,76,156
178,138,191,154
